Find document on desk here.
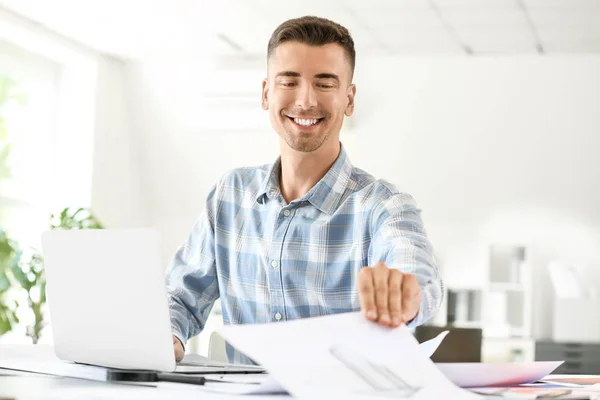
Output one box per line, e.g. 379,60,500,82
203,375,286,395
218,312,479,399
436,361,564,388
204,328,449,396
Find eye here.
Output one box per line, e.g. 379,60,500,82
318,84,335,89
280,81,296,87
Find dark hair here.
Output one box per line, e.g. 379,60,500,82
267,16,355,76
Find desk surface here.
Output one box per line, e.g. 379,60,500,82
0,374,291,400
0,345,290,400
3,345,600,399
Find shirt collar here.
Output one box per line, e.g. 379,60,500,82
256,143,353,215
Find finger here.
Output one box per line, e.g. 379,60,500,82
173,336,184,361
388,269,404,327
358,267,377,321
176,350,184,361
401,274,422,323
175,348,183,361
373,263,391,326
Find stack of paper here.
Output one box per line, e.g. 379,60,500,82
217,312,480,399
437,361,563,388
212,313,563,398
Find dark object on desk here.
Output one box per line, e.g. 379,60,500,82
536,341,600,375
415,326,482,363
156,372,206,385
106,370,205,385
106,370,158,382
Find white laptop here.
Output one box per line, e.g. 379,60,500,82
41,228,263,374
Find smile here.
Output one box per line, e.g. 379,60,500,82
287,116,324,127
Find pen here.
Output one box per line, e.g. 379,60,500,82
156,373,206,385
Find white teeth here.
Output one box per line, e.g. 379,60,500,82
293,118,319,126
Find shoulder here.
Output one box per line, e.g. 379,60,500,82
216,164,271,190
348,167,418,212
207,164,272,206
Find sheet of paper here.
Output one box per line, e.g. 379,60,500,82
0,344,108,381
203,376,287,395
202,330,449,397
542,374,600,385
469,386,573,399
218,312,479,400
436,361,563,388
190,328,449,396
419,330,449,358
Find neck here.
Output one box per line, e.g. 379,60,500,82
279,139,341,204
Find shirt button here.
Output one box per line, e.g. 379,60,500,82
283,209,291,217
274,312,282,321
271,260,279,268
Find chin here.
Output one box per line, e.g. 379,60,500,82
284,132,329,153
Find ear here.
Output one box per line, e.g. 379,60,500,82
261,79,269,110
345,84,356,117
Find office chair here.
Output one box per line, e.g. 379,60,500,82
415,325,482,363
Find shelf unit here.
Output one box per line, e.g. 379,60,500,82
442,244,533,338
484,244,532,339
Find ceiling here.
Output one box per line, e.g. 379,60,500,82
1,0,600,59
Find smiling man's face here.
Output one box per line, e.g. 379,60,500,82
262,41,356,153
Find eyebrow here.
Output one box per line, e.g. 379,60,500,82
275,71,300,78
314,73,340,82
274,71,340,82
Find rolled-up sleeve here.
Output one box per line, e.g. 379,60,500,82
368,191,443,327
165,184,220,346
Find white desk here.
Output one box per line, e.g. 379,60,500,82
0,345,290,400
4,345,600,399
0,375,292,400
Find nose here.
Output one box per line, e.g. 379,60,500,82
295,83,317,110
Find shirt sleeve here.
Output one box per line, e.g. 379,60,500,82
165,184,220,345
368,191,444,327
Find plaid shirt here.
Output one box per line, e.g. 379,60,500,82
166,144,443,362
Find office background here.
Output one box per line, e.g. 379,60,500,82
0,0,599,368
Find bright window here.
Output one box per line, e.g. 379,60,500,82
0,39,61,249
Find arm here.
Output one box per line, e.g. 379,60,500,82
165,184,220,350
367,192,443,327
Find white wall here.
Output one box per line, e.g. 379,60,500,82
126,59,280,266
350,56,600,339
91,56,148,227
126,55,600,340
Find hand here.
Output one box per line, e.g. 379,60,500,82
358,262,421,328
173,335,184,361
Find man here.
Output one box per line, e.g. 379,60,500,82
166,16,443,362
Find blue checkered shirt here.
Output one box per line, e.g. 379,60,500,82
166,145,443,363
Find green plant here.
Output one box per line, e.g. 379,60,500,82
50,207,104,230
0,229,21,335
9,247,45,343
0,207,103,343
